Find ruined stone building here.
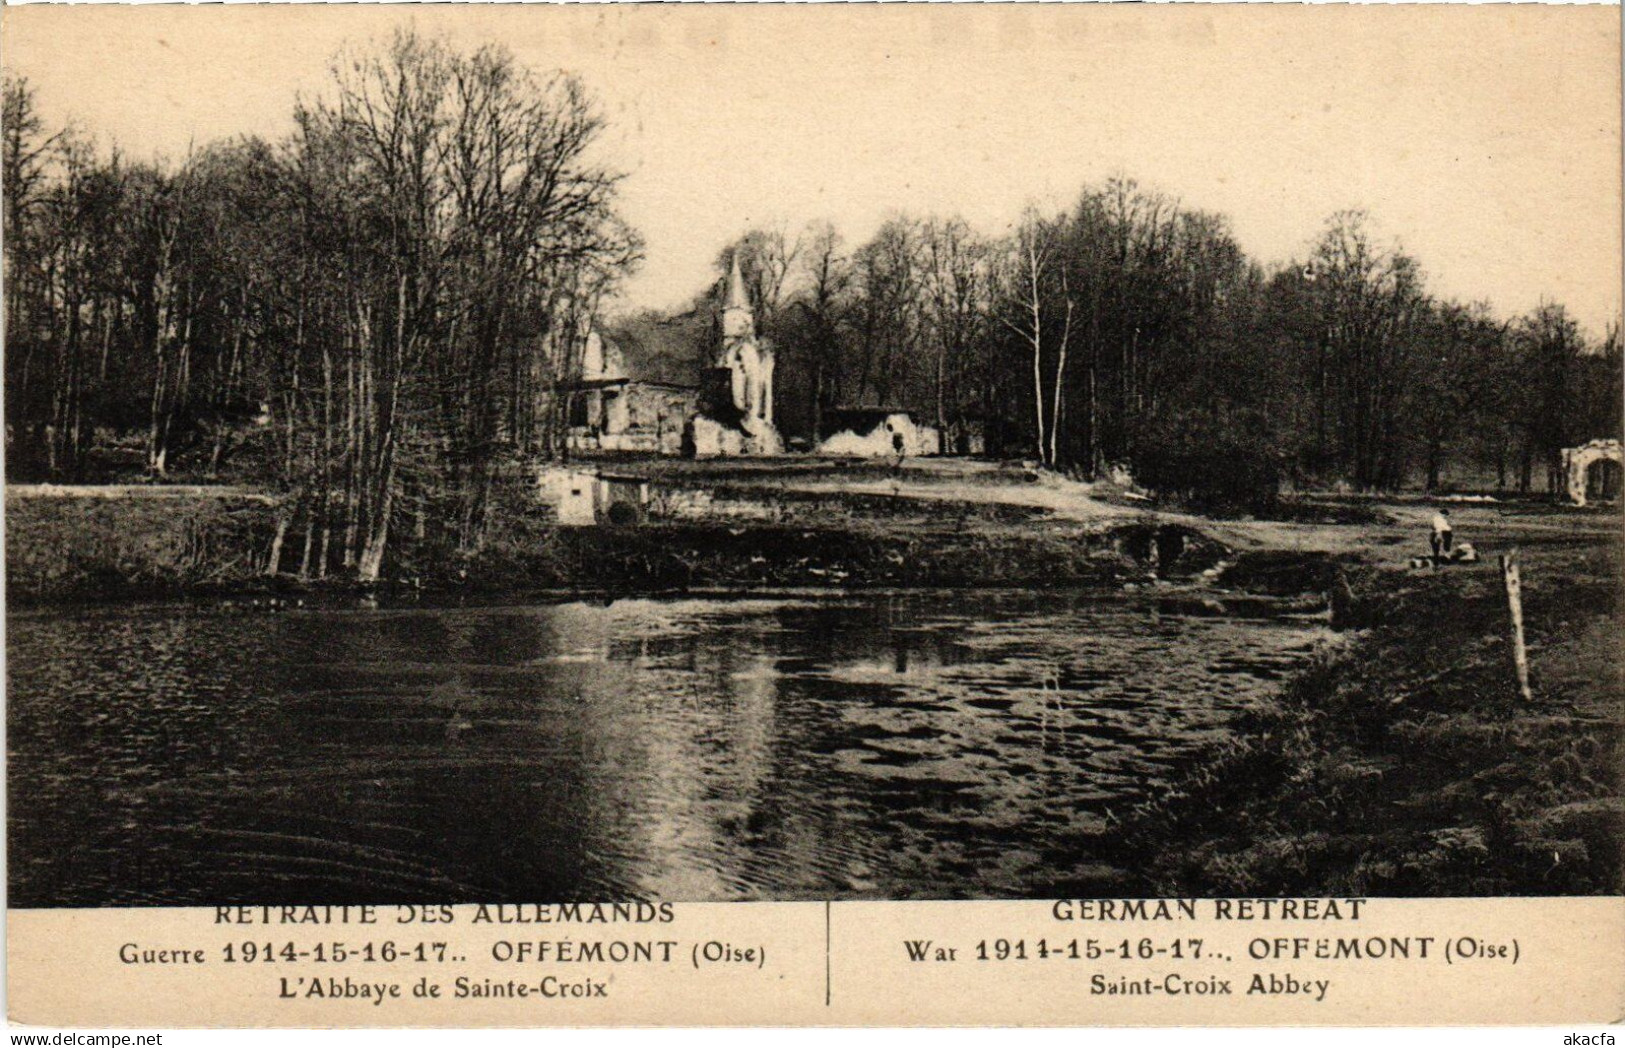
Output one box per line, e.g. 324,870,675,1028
1562,438,1623,506
563,330,697,456
561,251,783,458
817,408,941,458
688,252,783,457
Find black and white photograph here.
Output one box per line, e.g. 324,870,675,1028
3,3,1620,926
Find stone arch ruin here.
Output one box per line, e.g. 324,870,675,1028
1562,439,1623,506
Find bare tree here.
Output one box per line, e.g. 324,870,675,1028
997,207,1066,465
792,219,851,436
921,215,991,445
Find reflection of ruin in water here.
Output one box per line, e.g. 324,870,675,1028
7,592,1329,905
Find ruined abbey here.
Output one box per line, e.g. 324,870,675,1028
563,251,782,458
690,251,783,457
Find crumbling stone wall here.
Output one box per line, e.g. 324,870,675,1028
1562,439,1623,506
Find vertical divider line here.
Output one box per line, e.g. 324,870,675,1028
825,900,832,1006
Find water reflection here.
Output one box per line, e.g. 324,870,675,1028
7,592,1327,905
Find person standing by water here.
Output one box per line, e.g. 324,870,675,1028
1430,507,1454,560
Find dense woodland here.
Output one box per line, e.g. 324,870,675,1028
4,34,638,578
713,204,1620,507
4,31,1621,580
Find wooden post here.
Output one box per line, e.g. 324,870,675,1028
1501,550,1533,701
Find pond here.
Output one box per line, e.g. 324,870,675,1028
6,591,1329,905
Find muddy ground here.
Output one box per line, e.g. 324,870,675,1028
1078,506,1623,896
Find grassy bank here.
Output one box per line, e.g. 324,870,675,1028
396,488,1228,594
1084,535,1623,896
6,486,1218,603
4,491,278,603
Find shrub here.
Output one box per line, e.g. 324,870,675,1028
1135,409,1282,515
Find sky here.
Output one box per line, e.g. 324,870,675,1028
4,4,1621,334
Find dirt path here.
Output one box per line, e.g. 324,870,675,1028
763,473,1139,521
707,463,1413,555
8,483,276,503
730,461,1619,561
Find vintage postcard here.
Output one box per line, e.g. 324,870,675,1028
2,1,1621,1031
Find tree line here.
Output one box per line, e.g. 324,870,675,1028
5,34,1621,585
4,31,639,578
714,186,1619,508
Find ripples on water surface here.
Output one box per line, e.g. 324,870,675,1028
7,592,1328,905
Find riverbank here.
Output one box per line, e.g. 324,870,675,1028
1077,529,1623,897
4,488,278,604
4,478,1227,605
